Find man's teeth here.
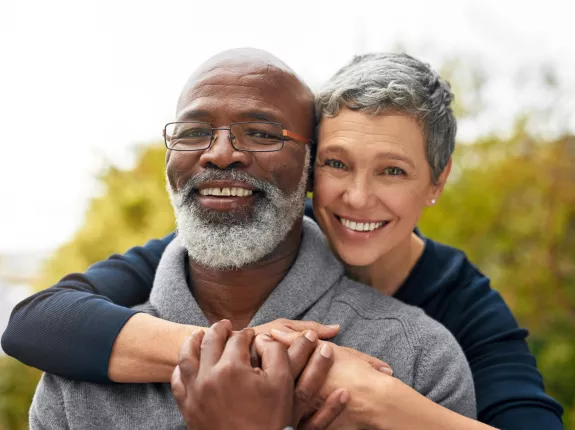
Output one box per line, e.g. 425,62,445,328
199,187,253,197
340,217,385,232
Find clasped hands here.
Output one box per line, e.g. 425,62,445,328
171,319,392,430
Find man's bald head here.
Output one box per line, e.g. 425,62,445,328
176,48,314,119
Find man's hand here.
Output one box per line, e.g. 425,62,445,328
254,330,349,429
172,320,293,430
171,320,348,430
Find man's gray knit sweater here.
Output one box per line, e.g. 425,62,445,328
30,217,476,429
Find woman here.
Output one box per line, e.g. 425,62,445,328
3,53,563,429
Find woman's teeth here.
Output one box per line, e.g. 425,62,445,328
199,187,253,197
339,217,385,232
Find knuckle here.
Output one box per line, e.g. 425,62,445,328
200,334,215,351
199,376,218,395
230,330,247,343
170,383,181,398
177,357,195,375
215,361,235,378
294,387,313,405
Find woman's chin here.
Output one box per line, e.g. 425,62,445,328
335,245,380,268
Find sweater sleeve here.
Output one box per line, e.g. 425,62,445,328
1,233,175,383
413,319,477,419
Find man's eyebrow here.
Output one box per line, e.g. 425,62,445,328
177,109,212,121
237,111,281,123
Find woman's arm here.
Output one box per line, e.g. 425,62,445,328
270,331,495,430
365,377,497,430
107,316,340,383
1,234,175,382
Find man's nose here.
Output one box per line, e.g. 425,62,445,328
199,130,252,170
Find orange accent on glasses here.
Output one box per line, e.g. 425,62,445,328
283,129,310,143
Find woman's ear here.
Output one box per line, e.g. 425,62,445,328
428,157,452,205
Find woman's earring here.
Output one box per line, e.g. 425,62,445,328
430,199,437,205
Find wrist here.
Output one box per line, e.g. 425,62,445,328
349,371,395,429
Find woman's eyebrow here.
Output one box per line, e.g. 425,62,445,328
318,144,348,154
373,151,416,168
320,144,415,167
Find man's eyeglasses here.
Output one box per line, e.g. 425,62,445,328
163,121,310,152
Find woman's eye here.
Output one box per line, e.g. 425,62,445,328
325,159,347,170
383,166,406,176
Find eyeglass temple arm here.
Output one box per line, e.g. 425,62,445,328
283,129,312,144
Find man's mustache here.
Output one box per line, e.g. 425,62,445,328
179,168,274,206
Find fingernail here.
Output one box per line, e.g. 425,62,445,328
304,330,317,342
258,333,272,341
339,389,349,404
320,343,332,358
379,366,393,376
327,324,340,329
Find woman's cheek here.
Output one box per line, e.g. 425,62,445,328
313,171,339,205
382,187,426,221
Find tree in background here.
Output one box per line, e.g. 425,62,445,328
420,128,575,426
0,144,174,430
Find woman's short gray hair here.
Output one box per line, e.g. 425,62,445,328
316,53,456,182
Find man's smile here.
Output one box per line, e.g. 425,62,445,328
194,180,260,211
199,187,253,197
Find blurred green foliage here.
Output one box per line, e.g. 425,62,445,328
1,123,574,428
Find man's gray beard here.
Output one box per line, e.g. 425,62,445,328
167,149,310,270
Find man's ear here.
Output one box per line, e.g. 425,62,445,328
306,142,316,194
307,168,314,194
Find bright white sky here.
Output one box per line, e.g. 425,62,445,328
0,0,574,253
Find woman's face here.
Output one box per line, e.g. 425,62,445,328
313,108,450,267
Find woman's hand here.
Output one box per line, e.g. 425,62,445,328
265,329,394,429
269,329,393,376
253,318,341,340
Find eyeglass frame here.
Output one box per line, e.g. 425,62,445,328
162,121,313,153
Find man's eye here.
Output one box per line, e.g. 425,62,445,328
325,159,347,170
383,166,406,176
249,131,278,140
180,129,211,138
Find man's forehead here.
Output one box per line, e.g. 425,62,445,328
176,64,301,117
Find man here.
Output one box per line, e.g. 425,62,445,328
29,48,475,429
